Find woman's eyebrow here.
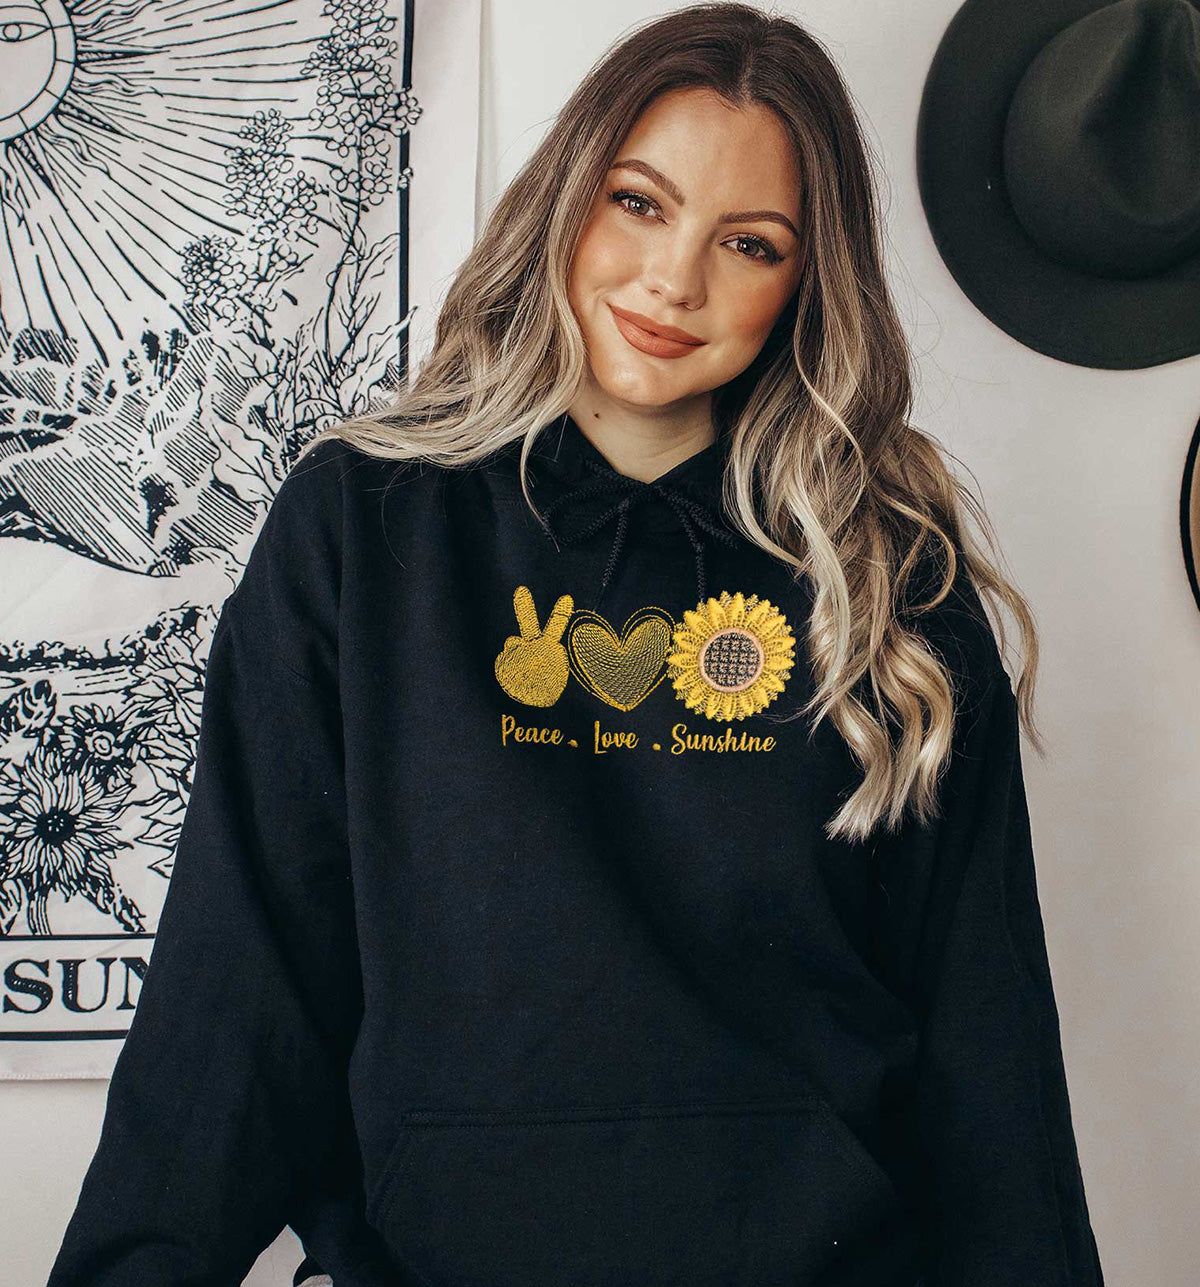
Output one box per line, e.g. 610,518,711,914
609,158,799,237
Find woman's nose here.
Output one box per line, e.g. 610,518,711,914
640,233,707,311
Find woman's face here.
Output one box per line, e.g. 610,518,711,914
567,87,806,415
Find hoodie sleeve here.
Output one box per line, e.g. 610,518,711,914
47,440,389,1285
895,665,1105,1287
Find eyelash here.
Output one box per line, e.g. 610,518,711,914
608,189,785,265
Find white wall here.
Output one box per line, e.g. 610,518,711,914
12,2,1198,1283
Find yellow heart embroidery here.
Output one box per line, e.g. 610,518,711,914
565,606,675,712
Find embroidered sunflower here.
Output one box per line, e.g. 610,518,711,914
667,591,796,721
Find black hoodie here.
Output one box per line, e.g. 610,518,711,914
47,414,1105,1287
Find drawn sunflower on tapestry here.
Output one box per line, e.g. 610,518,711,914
667,591,796,721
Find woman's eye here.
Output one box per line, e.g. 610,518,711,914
728,234,782,265
610,190,657,218
607,190,783,265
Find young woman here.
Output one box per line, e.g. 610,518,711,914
49,4,1105,1285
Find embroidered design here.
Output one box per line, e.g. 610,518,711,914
495,585,575,707
564,605,675,712
667,591,795,721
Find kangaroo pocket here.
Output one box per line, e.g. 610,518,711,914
364,1096,901,1287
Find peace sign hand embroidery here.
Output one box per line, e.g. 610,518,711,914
494,585,575,707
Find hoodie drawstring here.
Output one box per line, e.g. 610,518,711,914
540,461,742,614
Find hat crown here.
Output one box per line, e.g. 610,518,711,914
1003,0,1200,279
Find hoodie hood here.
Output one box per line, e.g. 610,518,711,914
523,413,742,615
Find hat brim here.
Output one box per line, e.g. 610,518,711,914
916,0,1200,370
1182,412,1200,615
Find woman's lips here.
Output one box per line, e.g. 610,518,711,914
607,304,707,359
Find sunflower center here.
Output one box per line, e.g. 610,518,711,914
36,806,78,846
699,627,764,692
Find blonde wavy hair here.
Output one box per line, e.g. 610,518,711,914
303,0,1042,844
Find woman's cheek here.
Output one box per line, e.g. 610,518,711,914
727,284,791,348
577,215,636,283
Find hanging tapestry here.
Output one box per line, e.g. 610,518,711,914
0,0,482,1077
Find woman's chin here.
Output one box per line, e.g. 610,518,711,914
586,357,694,406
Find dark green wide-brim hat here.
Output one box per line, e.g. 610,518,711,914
916,0,1200,370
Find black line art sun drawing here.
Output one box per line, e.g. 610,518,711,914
0,0,420,943
3,0,326,350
